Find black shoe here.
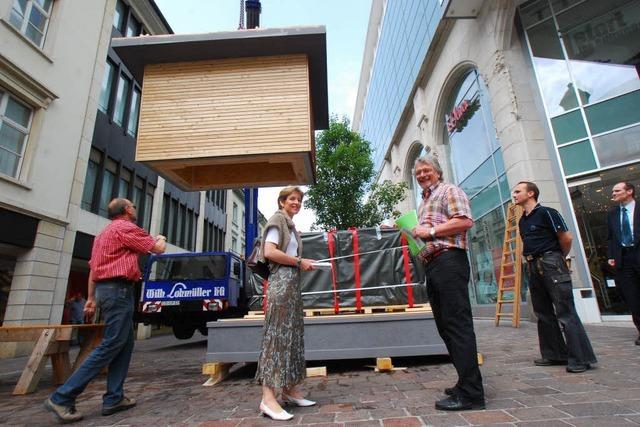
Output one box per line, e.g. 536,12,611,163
435,395,485,411
534,358,567,366
566,364,590,373
102,396,136,416
444,387,456,396
635,336,640,346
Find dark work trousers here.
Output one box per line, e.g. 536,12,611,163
528,251,597,367
616,248,640,334
425,249,484,400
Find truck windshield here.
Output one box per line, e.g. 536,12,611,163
149,255,227,281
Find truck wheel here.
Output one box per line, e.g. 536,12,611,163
198,326,209,336
172,324,195,340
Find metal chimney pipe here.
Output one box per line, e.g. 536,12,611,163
245,0,261,29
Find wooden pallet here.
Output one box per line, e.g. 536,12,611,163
244,303,431,318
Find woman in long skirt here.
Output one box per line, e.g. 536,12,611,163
255,186,316,421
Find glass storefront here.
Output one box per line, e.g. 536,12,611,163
443,70,512,305
521,0,640,178
0,255,16,326
521,0,640,315
569,164,640,315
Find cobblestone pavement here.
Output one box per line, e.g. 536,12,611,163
2,319,640,426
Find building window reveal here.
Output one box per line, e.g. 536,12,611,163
9,0,53,48
0,91,33,178
113,74,131,126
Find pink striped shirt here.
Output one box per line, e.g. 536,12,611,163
89,218,155,282
417,182,473,260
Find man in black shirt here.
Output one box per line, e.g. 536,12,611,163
513,182,596,373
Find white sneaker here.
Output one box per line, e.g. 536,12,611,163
259,400,294,420
282,393,316,407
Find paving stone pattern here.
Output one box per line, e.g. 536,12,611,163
1,320,640,426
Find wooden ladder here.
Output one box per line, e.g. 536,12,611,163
495,203,523,327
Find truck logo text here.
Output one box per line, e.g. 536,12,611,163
145,282,226,300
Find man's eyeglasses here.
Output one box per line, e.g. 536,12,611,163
128,204,136,209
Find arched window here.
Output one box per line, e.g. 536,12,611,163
443,69,514,305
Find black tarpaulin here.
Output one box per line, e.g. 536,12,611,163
246,227,427,311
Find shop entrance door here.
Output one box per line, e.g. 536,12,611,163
568,163,640,316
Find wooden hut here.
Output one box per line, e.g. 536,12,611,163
111,26,328,190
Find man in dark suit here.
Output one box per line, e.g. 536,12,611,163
607,182,640,345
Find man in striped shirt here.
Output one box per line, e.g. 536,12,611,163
411,155,485,411
514,182,596,374
45,198,166,424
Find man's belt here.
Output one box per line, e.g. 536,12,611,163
524,250,557,262
422,248,451,263
96,277,136,285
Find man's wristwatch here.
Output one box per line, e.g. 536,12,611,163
296,257,302,269
429,227,436,239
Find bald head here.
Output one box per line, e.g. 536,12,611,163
107,198,136,221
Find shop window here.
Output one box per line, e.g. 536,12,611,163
113,74,130,126
470,180,501,220
9,0,53,48
125,15,140,37
551,110,587,145
0,255,16,326
232,202,238,225
559,140,597,176
447,72,493,182
143,184,154,231
98,158,117,216
81,148,102,211
593,124,640,169
126,87,140,136
468,207,505,305
161,194,171,237
0,91,33,178
585,90,640,136
494,149,506,175
526,19,578,116
556,0,640,106
113,0,125,32
498,173,511,203
176,204,184,247
519,0,552,27
460,157,496,199
98,61,116,113
118,167,131,199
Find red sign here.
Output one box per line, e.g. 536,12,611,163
447,99,470,133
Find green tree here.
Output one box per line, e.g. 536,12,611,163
306,116,408,230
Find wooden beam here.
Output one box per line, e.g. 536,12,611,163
202,362,233,387
13,328,57,395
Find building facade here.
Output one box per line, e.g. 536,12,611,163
354,0,640,322
0,0,242,355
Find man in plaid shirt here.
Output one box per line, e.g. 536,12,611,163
45,198,166,423
411,155,484,411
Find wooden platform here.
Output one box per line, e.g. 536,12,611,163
0,324,104,395
244,303,432,318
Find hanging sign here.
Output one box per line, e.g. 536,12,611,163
446,98,480,133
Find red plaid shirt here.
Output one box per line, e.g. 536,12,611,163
417,181,473,259
89,218,156,282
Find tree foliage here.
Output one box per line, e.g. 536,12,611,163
305,116,408,231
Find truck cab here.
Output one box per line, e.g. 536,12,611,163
139,251,247,339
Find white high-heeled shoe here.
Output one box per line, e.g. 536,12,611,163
259,401,294,421
282,393,316,407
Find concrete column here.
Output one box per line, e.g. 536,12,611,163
195,191,206,252
1,220,74,356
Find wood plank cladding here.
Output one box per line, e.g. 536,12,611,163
136,54,315,190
